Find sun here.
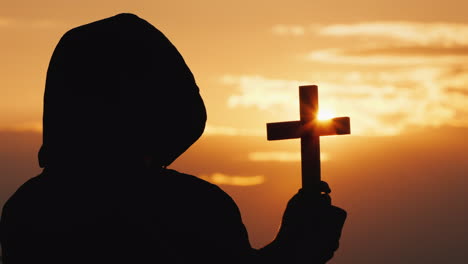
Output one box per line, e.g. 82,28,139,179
317,108,335,121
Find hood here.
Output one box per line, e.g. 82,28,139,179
39,13,206,169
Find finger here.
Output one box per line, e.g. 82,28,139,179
320,193,332,206
320,181,331,194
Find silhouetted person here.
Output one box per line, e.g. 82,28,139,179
0,14,346,263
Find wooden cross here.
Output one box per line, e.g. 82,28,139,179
266,85,351,194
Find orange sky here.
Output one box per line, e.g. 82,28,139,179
1,1,468,263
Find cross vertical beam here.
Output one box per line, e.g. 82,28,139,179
299,85,321,192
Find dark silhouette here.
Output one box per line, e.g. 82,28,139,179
0,14,346,264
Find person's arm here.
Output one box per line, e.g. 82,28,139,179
256,183,347,264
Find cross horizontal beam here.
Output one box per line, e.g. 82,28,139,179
267,117,351,141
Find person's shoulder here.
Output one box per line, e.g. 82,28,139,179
161,169,244,221
163,169,225,195
1,172,45,218
162,169,238,206
6,173,45,200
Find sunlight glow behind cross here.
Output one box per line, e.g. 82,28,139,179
317,109,336,120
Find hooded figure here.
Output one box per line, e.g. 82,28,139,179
39,13,206,169
0,13,346,264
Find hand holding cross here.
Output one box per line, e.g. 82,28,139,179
267,85,351,195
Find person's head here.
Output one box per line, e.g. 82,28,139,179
39,13,206,169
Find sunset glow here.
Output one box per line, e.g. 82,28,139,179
1,1,467,263
200,173,265,186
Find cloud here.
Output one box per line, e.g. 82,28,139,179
347,46,468,56
273,22,468,66
273,22,468,46
248,151,329,162
307,48,468,65
261,21,468,135
204,124,264,136
222,75,303,113
446,87,468,96
222,69,468,135
318,22,468,47
199,173,265,186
